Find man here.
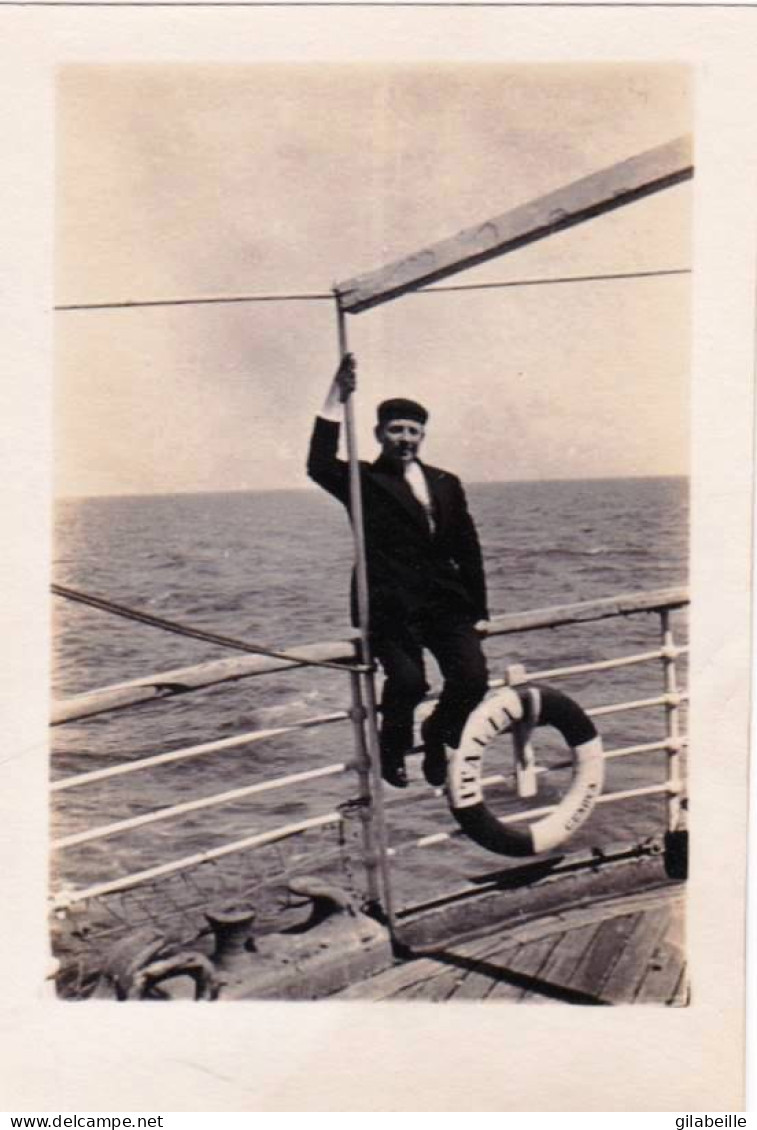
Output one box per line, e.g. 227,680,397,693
307,352,489,789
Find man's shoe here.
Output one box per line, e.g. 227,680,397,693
380,753,408,789
421,718,447,787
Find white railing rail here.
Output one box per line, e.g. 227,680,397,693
51,588,688,912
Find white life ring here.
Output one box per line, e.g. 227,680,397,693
447,684,604,857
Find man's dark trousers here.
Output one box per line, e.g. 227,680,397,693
373,604,488,760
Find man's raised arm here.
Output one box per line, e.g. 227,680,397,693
306,353,357,501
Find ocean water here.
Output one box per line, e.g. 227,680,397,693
51,478,688,914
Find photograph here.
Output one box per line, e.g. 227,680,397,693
50,61,693,1007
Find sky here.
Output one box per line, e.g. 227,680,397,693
55,63,691,496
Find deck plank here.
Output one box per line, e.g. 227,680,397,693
485,935,563,1002
599,905,672,1003
395,968,469,1001
567,913,642,999
410,931,525,1001
520,922,601,1004
635,949,686,1004
391,933,521,1001
334,956,447,1000
635,901,686,1004
671,965,690,1006
445,943,524,1001
399,943,521,1001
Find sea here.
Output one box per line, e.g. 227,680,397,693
51,477,688,922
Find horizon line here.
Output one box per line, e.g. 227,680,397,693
55,470,690,503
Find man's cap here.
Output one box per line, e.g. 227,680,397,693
377,398,428,427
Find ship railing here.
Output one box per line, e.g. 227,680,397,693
51,586,688,920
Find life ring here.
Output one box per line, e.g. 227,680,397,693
447,684,604,857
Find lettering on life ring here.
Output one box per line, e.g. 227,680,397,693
447,684,604,857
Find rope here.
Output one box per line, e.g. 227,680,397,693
53,267,690,313
55,291,332,311
51,583,370,673
420,267,690,295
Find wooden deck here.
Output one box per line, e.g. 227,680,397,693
334,884,686,1005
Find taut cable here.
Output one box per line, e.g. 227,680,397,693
51,583,370,674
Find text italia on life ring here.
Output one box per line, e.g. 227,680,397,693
447,684,604,857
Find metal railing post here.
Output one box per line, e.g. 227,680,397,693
347,668,381,908
660,608,683,831
333,292,396,931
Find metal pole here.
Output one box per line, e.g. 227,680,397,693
347,668,382,908
333,291,397,931
660,609,682,831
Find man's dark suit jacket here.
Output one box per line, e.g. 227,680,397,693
307,416,488,635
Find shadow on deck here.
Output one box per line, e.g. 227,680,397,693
335,884,686,1005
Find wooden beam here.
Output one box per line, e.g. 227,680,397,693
50,639,358,726
484,585,689,638
336,136,693,314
